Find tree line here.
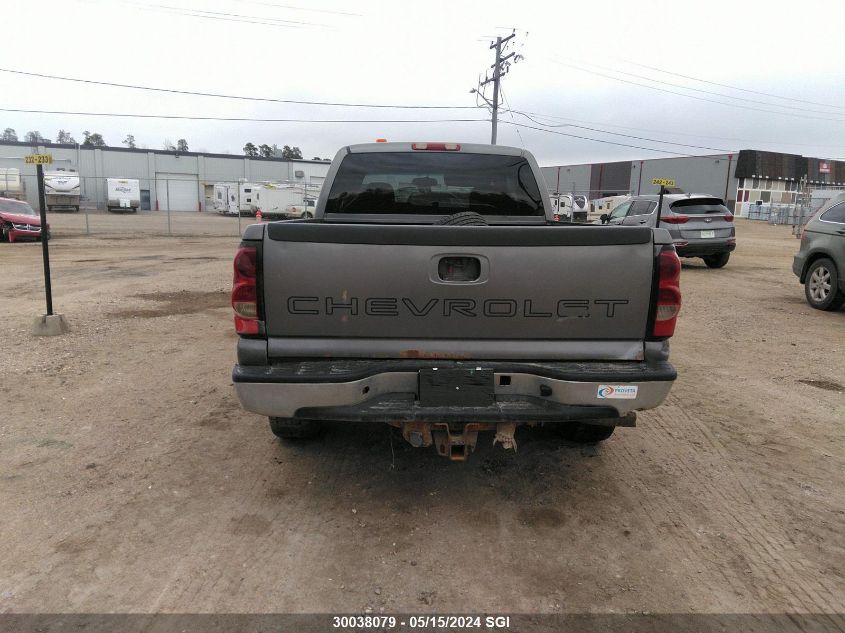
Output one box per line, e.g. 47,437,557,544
2,127,327,160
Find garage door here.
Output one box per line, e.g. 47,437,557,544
156,173,198,211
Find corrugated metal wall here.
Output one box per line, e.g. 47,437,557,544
0,141,330,211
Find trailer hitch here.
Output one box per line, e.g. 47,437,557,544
399,421,516,461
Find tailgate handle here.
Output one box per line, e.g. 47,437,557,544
438,256,481,282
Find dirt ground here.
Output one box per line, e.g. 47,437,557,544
0,218,843,615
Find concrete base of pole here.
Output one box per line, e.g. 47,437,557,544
32,314,70,336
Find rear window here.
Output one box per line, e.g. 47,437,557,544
670,198,729,214
325,152,544,216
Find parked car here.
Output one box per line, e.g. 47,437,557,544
0,197,48,242
601,194,736,268
793,193,845,311
231,142,681,460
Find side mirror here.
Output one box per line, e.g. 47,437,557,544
600,213,609,224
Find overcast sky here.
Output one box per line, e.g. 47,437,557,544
2,0,845,165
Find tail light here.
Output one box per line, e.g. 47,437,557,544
411,142,460,151
232,246,261,335
723,213,734,222
653,248,682,338
662,215,689,224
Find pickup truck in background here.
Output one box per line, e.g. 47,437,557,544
231,142,681,460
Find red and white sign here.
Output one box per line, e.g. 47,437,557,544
819,161,831,173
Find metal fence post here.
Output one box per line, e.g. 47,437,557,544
166,179,172,235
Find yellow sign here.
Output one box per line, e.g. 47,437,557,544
25,154,53,165
652,177,675,187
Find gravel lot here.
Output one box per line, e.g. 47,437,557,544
1,219,843,615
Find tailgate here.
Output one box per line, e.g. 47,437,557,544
262,223,656,359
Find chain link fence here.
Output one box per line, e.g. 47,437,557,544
744,184,845,237
5,174,270,239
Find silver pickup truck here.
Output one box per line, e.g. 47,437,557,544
231,142,681,460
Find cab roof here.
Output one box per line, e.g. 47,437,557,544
345,142,525,156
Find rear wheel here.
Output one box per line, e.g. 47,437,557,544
804,258,845,311
703,252,730,268
269,417,321,440
302,211,313,219
557,422,615,443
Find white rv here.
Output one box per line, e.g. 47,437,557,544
106,178,140,213
213,183,234,214
252,183,321,218
590,194,630,223
213,181,260,216
43,170,81,212
549,193,590,222
0,168,24,199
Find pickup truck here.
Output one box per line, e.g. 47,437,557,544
231,142,681,460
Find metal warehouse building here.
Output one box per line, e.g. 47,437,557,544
0,140,330,212
542,149,845,217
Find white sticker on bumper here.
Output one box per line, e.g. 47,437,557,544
597,385,638,399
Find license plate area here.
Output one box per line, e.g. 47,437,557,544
418,368,494,407
701,230,715,238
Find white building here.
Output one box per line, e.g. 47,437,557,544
0,140,331,212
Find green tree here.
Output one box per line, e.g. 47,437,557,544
24,130,45,143
1,127,17,141
176,138,189,152
82,131,106,147
258,144,273,158
56,130,76,144
281,145,303,160
123,134,136,149
243,142,258,157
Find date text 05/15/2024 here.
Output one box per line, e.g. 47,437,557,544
332,615,511,629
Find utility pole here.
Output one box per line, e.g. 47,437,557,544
473,32,521,145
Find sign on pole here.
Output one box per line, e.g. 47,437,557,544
652,178,676,225
25,154,53,165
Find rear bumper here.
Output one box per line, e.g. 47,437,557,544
792,254,806,281
675,240,735,258
232,359,676,422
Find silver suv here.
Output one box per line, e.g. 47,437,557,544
602,194,736,268
793,193,845,311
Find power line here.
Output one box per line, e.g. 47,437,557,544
138,2,332,27
0,67,477,110
225,0,362,17
0,107,489,124
91,0,335,30
547,59,845,123
554,56,845,116
618,58,845,111
499,121,731,158
499,85,525,149
507,109,730,153
2,101,732,156
500,109,845,149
